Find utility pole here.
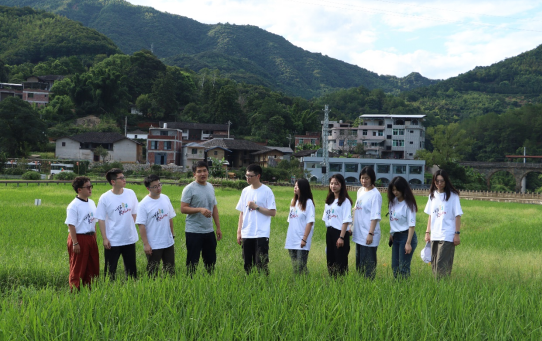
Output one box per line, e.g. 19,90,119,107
227,120,232,139
521,146,526,193
124,116,127,136
322,105,330,185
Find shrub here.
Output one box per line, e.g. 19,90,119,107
22,171,41,180
216,179,247,190
4,168,26,175
55,172,76,180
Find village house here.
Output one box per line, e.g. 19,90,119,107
146,125,183,165
55,132,142,162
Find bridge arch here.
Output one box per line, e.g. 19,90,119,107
460,162,542,192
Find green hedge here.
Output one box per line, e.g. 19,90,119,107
21,171,41,180
54,171,76,180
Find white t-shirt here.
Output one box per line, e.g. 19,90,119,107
352,187,382,247
236,184,276,238
95,188,139,247
136,194,176,250
389,198,416,234
285,199,316,250
65,197,97,234
424,191,463,242
322,198,352,231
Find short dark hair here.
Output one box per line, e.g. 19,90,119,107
72,176,91,193
246,164,262,176
105,168,123,185
192,160,209,173
144,174,160,188
359,166,376,185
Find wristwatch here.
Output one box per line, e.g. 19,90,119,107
256,206,260,211
455,231,460,235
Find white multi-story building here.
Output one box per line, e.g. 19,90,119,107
322,115,426,160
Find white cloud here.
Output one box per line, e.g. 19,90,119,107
127,0,542,79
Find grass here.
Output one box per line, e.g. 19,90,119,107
1,183,542,340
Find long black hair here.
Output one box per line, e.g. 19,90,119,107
429,169,460,201
388,176,417,212
325,174,353,206
292,178,314,211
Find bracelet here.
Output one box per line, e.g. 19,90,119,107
302,239,307,243
368,232,374,236
73,242,79,246
425,232,430,234
339,236,345,240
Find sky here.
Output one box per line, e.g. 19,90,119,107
127,0,542,80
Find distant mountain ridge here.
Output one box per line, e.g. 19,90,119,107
0,0,439,98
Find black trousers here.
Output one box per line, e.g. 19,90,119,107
288,249,309,275
104,243,137,280
326,227,350,277
146,245,175,277
242,237,269,275
185,232,217,275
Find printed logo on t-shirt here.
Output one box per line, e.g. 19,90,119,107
151,208,169,222
83,212,96,224
354,200,363,211
325,208,338,220
247,200,257,212
389,209,399,222
432,204,446,218
289,207,299,219
114,203,131,216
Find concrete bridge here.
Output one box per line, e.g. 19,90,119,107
459,161,542,192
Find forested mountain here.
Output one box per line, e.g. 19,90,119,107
0,0,439,98
0,6,120,65
401,44,542,124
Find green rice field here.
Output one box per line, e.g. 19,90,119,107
1,182,542,340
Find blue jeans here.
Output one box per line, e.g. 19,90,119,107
391,231,418,279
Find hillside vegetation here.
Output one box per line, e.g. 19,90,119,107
0,0,438,98
0,5,120,65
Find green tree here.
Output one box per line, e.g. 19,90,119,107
415,123,473,167
94,145,109,162
0,97,47,157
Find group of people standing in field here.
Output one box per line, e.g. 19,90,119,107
65,161,463,290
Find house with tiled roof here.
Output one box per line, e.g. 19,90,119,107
55,132,142,162
201,138,269,168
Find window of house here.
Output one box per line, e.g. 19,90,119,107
420,131,424,137
394,165,406,174
160,131,168,136
393,140,405,147
395,119,405,125
214,151,218,155
377,165,390,173
339,140,344,146
410,130,414,133
410,166,422,174
134,135,138,139
410,141,414,144
387,135,392,139
387,124,392,128
150,141,158,150
339,130,345,135
165,142,172,150
345,164,358,172
28,93,34,98
420,141,423,148
349,130,357,136
330,163,342,172
378,130,383,136
62,142,66,147
411,119,418,125
299,138,304,144
348,140,357,146
192,148,198,154
362,130,368,136
311,139,316,144
393,129,405,136
373,131,377,136
409,153,413,156
378,120,384,126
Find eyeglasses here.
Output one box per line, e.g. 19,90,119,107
81,185,93,189
435,180,445,184
149,183,162,189
114,176,126,181
245,174,257,179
